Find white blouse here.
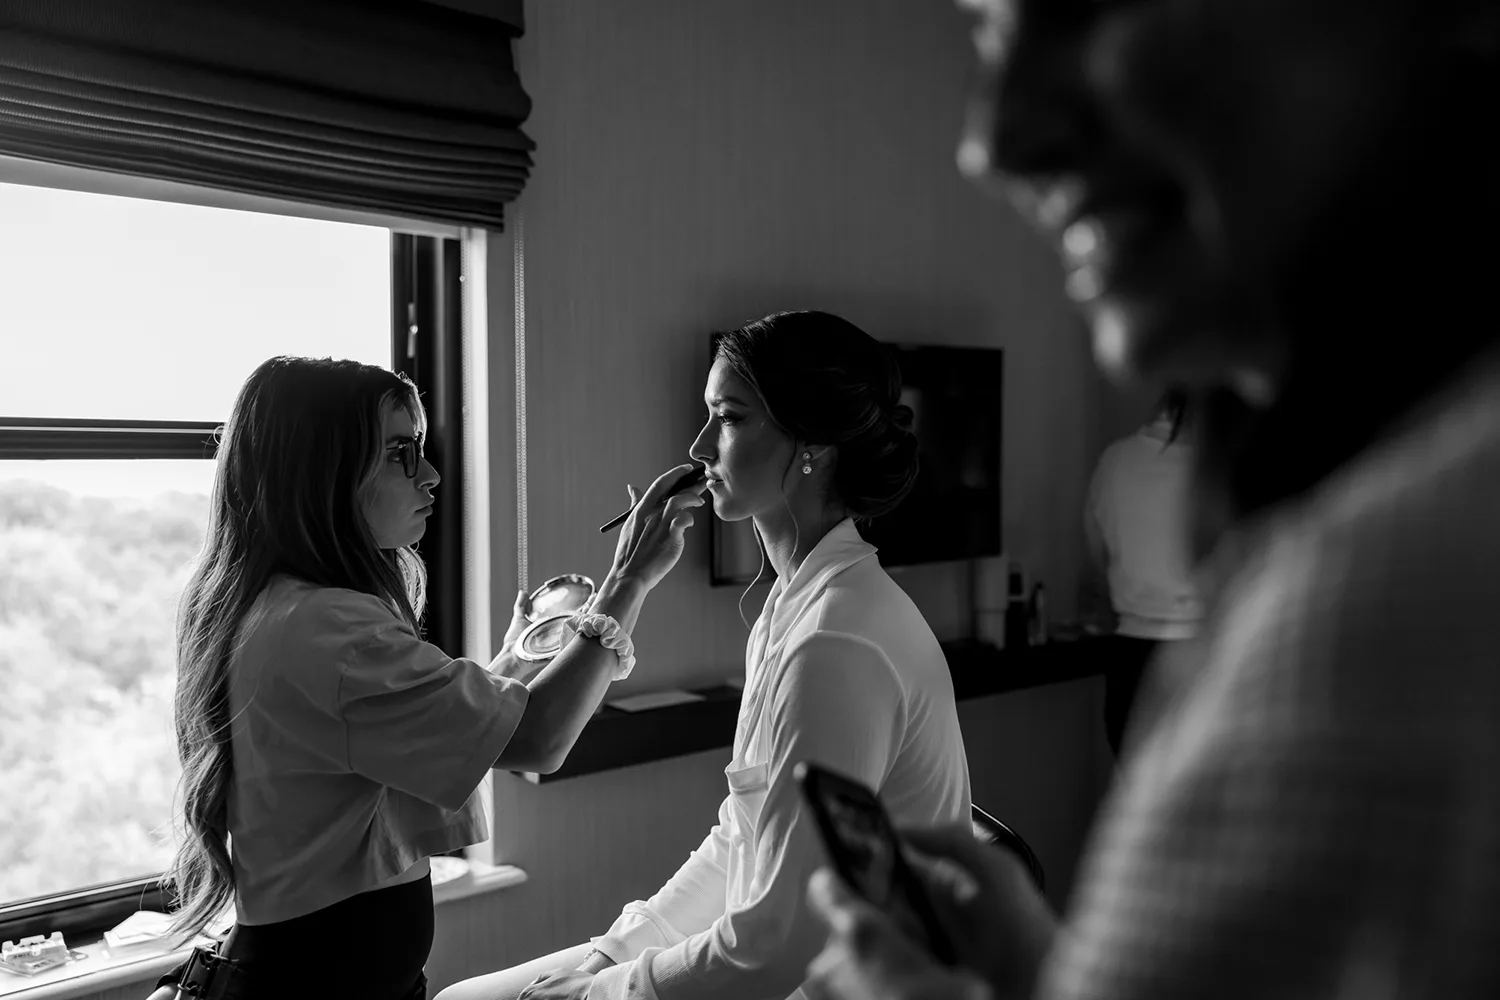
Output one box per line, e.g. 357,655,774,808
1086,421,1204,640
588,520,972,1000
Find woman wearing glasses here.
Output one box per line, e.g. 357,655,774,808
150,356,703,999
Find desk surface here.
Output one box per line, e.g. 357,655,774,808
530,637,1116,783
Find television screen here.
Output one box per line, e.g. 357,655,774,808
710,343,1002,584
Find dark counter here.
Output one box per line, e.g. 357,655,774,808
525,637,1116,783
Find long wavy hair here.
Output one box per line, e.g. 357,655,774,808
167,356,428,939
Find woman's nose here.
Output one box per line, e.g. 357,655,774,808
418,456,441,489
689,422,715,464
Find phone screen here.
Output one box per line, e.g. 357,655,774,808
797,762,956,965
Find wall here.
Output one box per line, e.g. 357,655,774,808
469,0,1117,985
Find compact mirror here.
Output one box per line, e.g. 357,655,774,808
523,573,595,622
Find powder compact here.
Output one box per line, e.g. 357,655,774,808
514,573,595,663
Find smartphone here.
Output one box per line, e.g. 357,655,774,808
795,761,956,965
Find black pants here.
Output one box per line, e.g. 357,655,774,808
1102,636,1161,759
155,873,433,999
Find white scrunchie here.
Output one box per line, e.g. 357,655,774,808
567,598,636,681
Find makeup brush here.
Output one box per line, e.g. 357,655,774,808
598,465,707,533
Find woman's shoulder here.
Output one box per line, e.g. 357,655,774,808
256,577,409,650
819,554,924,615
228,581,405,703
803,561,942,667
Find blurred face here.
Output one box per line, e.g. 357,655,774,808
958,0,1441,386
363,404,440,549
690,359,799,522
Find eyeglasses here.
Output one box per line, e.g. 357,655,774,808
392,437,424,479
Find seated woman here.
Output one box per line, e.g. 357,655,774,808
438,311,972,1000
151,356,701,1000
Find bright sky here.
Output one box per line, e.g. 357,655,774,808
0,181,391,498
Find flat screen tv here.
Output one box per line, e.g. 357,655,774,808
710,343,1002,585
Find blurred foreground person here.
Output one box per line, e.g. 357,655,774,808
807,1,1500,998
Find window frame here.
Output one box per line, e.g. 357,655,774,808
0,206,468,944
392,233,468,657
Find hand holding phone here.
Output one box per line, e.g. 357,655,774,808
795,761,957,965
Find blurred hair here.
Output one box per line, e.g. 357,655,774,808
1158,386,1189,444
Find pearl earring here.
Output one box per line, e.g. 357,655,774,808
801,451,812,475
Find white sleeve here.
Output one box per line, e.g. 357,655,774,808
588,632,907,1000
590,801,734,962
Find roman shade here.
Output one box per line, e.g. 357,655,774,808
0,0,533,227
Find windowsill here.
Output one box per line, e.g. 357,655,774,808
431,861,528,906
0,864,527,1000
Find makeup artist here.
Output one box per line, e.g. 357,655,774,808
151,356,705,1000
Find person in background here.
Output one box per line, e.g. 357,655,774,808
150,356,703,1000
805,0,1500,998
438,311,971,1000
1083,387,1201,757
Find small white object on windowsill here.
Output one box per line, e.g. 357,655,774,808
101,911,174,957
429,855,470,888
0,932,87,978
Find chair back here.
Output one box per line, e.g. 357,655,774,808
970,803,1045,892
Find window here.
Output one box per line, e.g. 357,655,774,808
0,180,470,943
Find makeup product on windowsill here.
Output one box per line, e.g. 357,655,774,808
598,465,707,533
101,910,173,957
0,933,86,977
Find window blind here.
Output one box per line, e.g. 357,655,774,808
0,0,533,227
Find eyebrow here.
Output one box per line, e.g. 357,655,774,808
706,395,749,407
385,434,420,446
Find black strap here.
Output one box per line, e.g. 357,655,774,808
174,945,220,998
165,926,241,999
219,924,242,959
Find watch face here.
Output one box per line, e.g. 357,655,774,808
525,573,595,622
516,614,577,662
